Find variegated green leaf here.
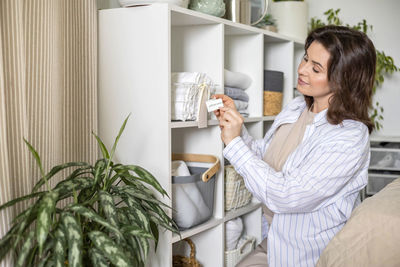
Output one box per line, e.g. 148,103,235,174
36,191,59,254
122,187,169,209
109,114,130,161
54,177,94,196
89,247,109,267
15,230,34,267
53,226,67,267
94,159,107,185
150,215,180,235
125,236,143,267
61,213,82,267
99,190,118,227
32,162,90,193
10,204,40,252
68,204,122,238
114,165,167,196
37,253,51,267
121,225,154,240
0,191,45,212
24,138,44,176
92,132,110,159
88,231,131,267
137,237,150,261
149,220,159,250
120,195,151,233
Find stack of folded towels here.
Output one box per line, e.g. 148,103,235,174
224,69,252,117
171,72,213,121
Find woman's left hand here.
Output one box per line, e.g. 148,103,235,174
219,106,244,145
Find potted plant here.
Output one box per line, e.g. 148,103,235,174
270,0,308,40
0,115,179,266
310,9,399,131
255,14,277,32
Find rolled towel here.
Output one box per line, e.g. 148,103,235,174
225,217,243,250
234,100,248,111
225,86,249,102
224,69,252,90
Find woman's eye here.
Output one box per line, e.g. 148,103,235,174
313,68,319,73
303,56,308,62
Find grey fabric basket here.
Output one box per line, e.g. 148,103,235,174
264,70,284,92
172,166,216,230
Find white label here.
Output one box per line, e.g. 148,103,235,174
206,98,224,112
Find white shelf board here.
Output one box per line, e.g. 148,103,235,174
370,134,400,143
168,4,295,43
170,120,219,128
172,217,224,243
224,202,262,222
243,117,262,123
263,115,276,121
368,166,400,172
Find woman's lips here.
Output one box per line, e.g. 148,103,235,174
298,78,308,85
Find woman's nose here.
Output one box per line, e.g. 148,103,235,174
298,61,308,76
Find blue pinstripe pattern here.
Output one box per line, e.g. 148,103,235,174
224,97,369,266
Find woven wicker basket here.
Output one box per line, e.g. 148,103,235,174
173,238,201,267
225,236,256,267
225,165,252,211
263,91,283,116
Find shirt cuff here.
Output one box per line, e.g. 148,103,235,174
223,136,254,169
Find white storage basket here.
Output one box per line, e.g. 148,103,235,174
225,165,252,211
225,236,256,267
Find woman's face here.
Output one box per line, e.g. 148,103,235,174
297,41,332,105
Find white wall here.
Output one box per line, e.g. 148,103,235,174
307,0,400,137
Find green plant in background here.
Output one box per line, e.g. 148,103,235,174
0,115,179,266
256,14,276,27
310,9,399,130
256,14,276,26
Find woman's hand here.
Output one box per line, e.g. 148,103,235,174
211,94,237,119
219,106,244,145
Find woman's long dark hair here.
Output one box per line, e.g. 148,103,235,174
304,25,376,133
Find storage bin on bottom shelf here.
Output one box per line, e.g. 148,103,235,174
172,154,220,230
367,172,399,195
225,165,252,211
369,148,400,171
225,236,256,267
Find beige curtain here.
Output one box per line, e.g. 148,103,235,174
0,0,98,266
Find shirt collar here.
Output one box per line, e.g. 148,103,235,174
289,98,328,127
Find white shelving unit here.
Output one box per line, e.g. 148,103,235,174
365,136,400,197
98,4,304,266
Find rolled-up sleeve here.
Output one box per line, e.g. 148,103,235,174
224,125,369,213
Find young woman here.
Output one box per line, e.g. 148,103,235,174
214,25,376,266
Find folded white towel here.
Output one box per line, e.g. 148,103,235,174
172,160,211,229
171,72,214,121
224,69,252,90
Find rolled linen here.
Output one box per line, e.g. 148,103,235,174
225,217,244,250
224,69,252,90
225,86,249,102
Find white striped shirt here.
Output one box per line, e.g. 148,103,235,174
223,96,369,267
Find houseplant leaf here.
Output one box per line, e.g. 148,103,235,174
88,231,131,267
36,191,59,254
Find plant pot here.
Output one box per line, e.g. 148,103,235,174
270,1,308,41
260,25,277,32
